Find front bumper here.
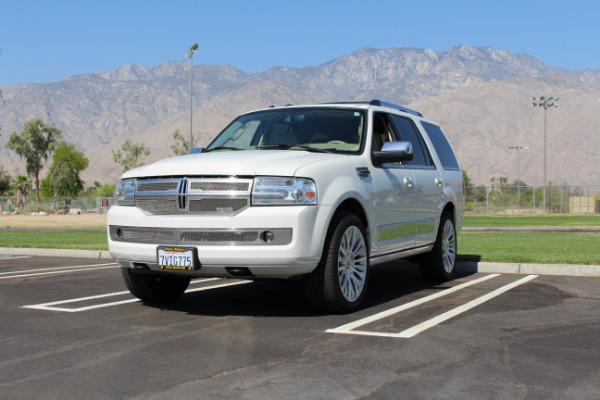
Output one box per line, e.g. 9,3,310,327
107,204,327,279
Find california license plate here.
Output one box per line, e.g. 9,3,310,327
157,246,198,271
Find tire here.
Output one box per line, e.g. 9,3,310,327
419,211,457,281
121,268,191,302
305,212,369,314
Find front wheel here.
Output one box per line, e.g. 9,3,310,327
419,211,457,281
305,212,369,314
121,268,191,302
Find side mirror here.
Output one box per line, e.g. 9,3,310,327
189,148,204,154
372,141,413,164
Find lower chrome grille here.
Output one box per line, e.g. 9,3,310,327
181,231,258,242
109,226,291,246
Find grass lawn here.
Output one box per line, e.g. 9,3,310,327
458,231,600,265
464,214,600,227
0,230,108,251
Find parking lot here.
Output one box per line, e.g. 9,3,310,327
1,254,599,399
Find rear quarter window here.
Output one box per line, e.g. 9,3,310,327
420,122,460,170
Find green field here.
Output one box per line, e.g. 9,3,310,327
1,215,599,265
459,231,600,265
0,230,108,250
464,214,600,227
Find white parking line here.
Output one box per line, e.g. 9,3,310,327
0,263,119,280
327,274,538,338
23,278,250,312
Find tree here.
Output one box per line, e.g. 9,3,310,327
10,175,32,213
83,181,102,197
462,170,471,188
170,129,187,156
6,119,63,203
46,142,89,197
170,129,199,156
93,183,116,197
0,167,11,195
112,139,150,172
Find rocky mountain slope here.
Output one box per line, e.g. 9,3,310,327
1,45,599,187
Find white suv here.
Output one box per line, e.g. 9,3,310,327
108,100,464,313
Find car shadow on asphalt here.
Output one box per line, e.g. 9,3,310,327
140,261,477,318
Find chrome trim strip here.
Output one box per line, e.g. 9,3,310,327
370,245,434,266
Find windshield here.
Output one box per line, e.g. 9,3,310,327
205,107,365,154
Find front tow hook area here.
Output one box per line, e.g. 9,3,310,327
226,267,255,277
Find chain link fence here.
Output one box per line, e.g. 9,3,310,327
466,185,600,215
0,196,113,215
2,187,599,216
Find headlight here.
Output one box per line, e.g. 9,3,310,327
114,179,136,206
252,177,317,205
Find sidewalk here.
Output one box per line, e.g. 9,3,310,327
1,247,599,277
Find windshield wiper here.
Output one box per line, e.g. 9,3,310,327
204,146,241,152
257,144,330,153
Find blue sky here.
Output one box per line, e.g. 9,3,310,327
1,0,599,87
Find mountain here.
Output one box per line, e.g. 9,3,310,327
1,45,599,188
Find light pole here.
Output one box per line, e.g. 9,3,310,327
508,145,529,212
186,43,199,152
531,96,559,213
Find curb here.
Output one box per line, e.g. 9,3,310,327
0,247,112,259
1,247,599,277
455,261,600,277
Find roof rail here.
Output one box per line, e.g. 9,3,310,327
369,99,422,117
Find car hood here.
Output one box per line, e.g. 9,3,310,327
122,150,343,178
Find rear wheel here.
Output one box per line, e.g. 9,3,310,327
305,212,369,314
419,211,457,281
121,268,191,302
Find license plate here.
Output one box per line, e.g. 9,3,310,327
157,246,198,271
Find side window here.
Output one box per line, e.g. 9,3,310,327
371,113,399,151
420,122,460,170
391,115,432,167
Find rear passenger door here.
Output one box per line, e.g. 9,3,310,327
390,114,444,248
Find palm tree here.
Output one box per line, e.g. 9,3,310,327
11,175,31,213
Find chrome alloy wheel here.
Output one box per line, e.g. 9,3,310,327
337,226,368,302
441,219,457,273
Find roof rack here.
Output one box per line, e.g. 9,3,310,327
369,99,422,117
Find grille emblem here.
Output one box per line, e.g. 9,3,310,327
177,178,188,212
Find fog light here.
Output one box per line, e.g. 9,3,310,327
260,231,275,243
116,228,124,239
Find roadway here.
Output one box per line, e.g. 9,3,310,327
1,254,599,399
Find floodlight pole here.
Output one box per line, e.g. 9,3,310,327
531,96,559,213
509,145,529,212
186,43,199,152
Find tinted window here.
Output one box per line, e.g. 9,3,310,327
420,122,460,170
391,115,432,167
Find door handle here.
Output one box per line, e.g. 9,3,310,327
404,177,413,187
356,167,371,179
435,177,443,187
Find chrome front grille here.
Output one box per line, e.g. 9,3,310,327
135,198,178,215
190,181,249,191
134,177,252,216
188,198,248,213
109,226,291,246
136,181,179,192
